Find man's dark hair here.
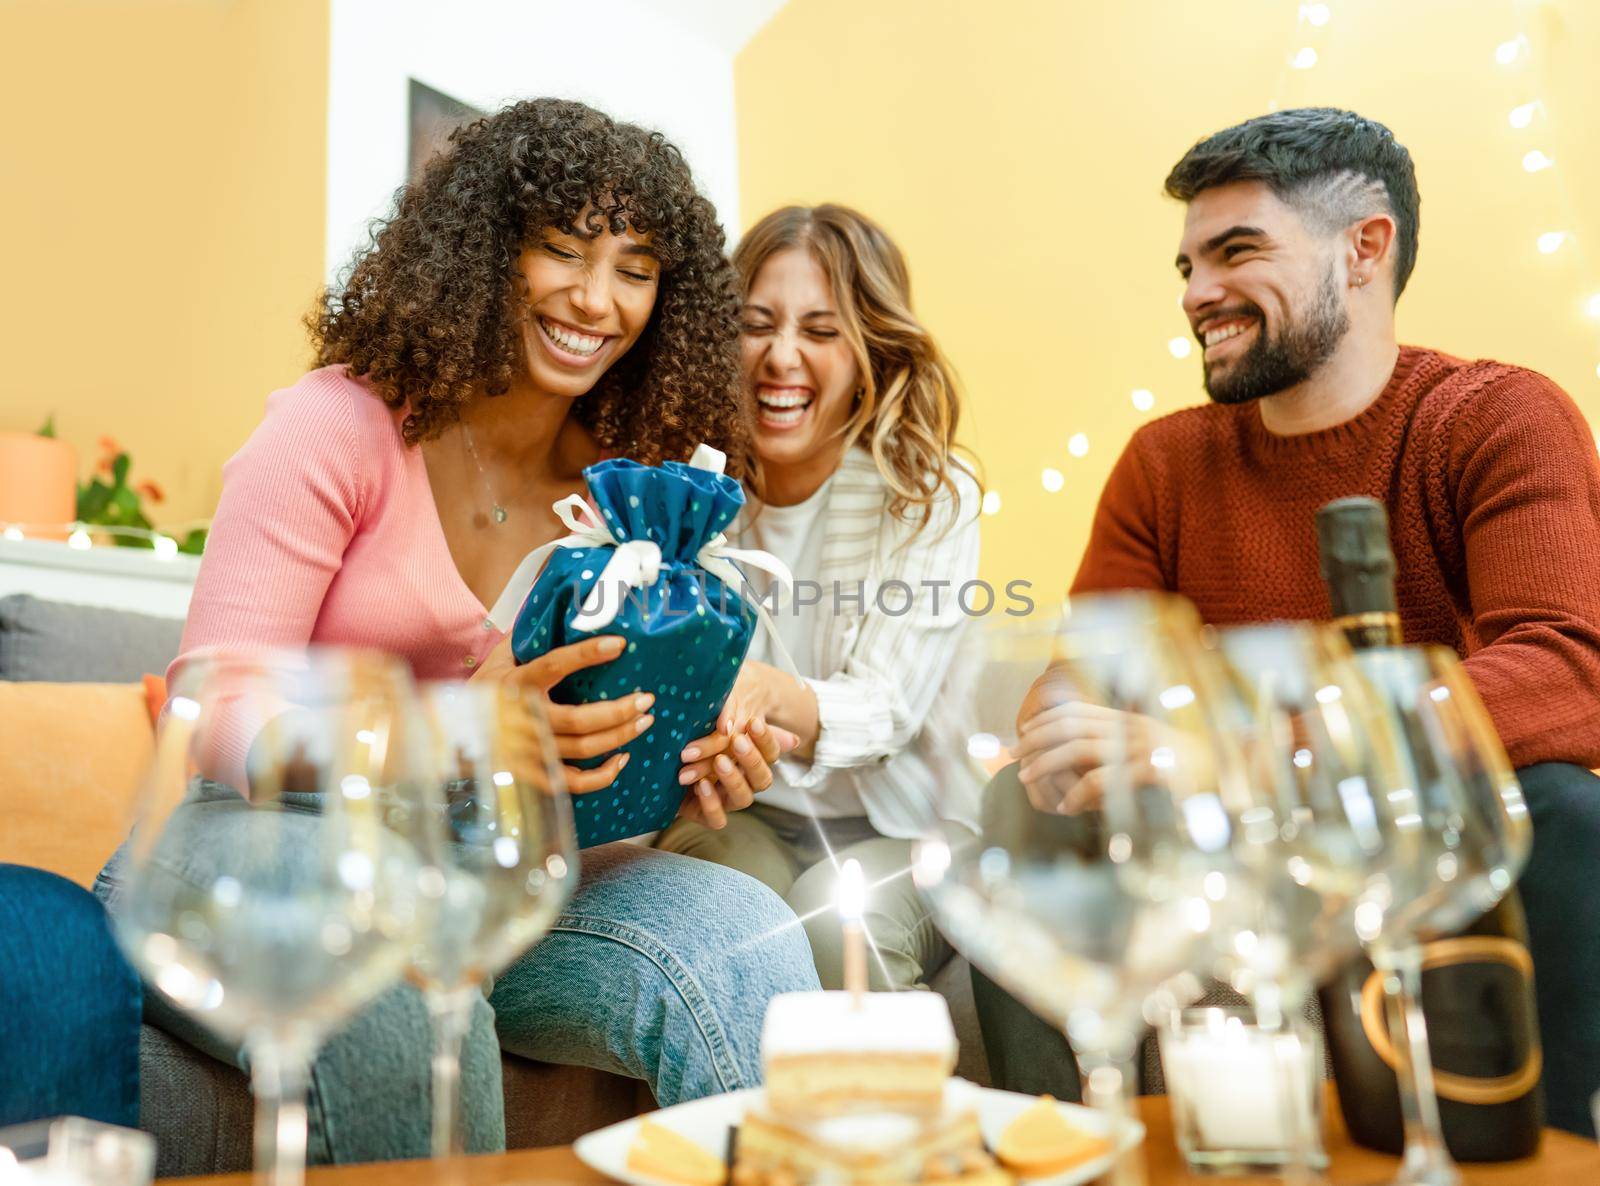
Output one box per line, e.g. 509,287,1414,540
1164,107,1420,299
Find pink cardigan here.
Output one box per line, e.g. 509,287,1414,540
174,366,504,700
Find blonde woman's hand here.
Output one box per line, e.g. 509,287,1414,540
471,633,653,794
674,715,800,830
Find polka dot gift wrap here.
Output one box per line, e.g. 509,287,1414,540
510,456,758,848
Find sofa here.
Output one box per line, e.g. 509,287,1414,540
0,592,990,1176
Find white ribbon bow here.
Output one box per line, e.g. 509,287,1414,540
484,444,801,678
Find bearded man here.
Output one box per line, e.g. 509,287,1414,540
974,107,1600,1138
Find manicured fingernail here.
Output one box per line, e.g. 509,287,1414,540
733,735,751,755
680,768,697,785
600,637,624,654
636,694,655,711
681,746,700,761
617,753,630,769
697,779,715,799
715,755,734,775
750,717,767,735
720,718,733,736
636,714,654,734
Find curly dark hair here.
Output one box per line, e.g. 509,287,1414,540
310,97,750,473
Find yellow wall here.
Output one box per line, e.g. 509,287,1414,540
0,0,329,526
736,0,1600,600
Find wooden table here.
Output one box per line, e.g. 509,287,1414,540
169,1092,1598,1185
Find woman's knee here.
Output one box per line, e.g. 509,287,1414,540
567,844,814,971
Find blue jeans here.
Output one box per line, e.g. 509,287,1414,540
95,785,819,1163
0,865,140,1127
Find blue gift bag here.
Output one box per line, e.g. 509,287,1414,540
488,445,787,849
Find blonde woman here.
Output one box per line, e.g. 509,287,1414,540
659,204,983,991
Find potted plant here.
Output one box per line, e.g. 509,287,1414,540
77,437,207,554
0,417,77,541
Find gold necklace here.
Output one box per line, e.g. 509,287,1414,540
459,421,512,525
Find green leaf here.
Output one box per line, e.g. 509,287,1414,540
77,482,111,521
178,527,209,556
111,453,130,488
37,415,56,439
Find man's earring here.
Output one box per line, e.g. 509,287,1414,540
1353,275,1368,288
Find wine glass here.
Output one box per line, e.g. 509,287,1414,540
111,648,440,1186
1350,646,1534,1186
1209,622,1420,1178
914,592,1257,1186
411,680,578,1159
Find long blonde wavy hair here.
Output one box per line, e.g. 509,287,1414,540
733,204,977,534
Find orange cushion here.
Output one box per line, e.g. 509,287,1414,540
0,682,153,886
142,673,167,727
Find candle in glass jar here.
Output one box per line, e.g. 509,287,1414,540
1162,1012,1315,1152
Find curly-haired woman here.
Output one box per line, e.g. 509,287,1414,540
94,99,818,1163
658,205,985,992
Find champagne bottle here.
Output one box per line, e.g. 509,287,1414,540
1314,496,1544,1161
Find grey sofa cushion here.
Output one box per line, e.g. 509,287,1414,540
0,595,183,683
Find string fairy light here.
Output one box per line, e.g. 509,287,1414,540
1494,34,1528,65
1491,4,1600,383
1507,100,1541,129
0,519,208,558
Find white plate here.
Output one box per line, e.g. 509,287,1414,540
573,1078,1144,1186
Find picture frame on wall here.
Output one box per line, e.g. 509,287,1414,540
408,78,484,181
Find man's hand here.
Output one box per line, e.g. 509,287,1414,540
472,633,652,794
1015,699,1181,815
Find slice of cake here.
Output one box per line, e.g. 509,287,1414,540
733,1104,1009,1186
761,991,957,1116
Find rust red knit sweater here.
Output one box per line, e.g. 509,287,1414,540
1073,345,1600,768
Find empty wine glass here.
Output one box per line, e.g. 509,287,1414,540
412,680,578,1159
1213,622,1410,1017
1351,646,1534,1186
110,648,440,1186
914,593,1256,1186
1209,622,1420,1178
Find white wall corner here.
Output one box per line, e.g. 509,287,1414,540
324,0,785,282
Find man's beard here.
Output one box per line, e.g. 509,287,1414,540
1203,267,1350,406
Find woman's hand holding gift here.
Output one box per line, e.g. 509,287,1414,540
472,632,653,793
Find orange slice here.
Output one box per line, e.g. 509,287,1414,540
625,1119,727,1186
995,1096,1113,1178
